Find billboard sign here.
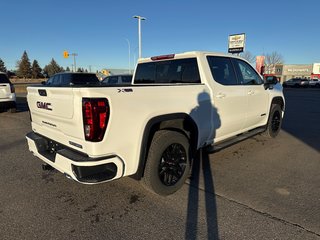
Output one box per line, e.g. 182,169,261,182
312,63,320,74
228,33,246,53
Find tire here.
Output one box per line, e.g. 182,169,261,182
7,102,16,113
9,107,17,113
142,130,191,196
263,104,282,138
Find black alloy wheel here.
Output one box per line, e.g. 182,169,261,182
158,143,187,186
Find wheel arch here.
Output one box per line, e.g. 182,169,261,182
131,113,199,180
271,96,285,111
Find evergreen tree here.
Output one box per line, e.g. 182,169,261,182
31,60,42,78
0,58,7,72
66,66,70,72
77,67,83,72
43,58,64,77
17,51,32,78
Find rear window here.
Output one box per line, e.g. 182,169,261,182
70,74,100,85
0,74,10,84
134,58,200,84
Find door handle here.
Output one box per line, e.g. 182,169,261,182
248,90,255,95
216,93,226,99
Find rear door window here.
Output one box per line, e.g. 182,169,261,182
207,56,238,85
134,58,200,84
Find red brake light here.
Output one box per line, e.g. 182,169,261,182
151,54,175,61
82,98,109,142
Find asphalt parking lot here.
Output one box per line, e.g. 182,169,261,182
0,89,319,240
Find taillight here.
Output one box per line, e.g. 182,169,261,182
10,84,15,93
82,98,109,142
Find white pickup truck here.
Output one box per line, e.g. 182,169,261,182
26,51,285,195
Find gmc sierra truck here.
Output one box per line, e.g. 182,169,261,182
26,51,285,195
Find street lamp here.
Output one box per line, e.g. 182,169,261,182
133,15,146,59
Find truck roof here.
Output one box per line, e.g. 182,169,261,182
138,51,246,63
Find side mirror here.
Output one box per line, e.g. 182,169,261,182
266,76,278,84
264,76,278,90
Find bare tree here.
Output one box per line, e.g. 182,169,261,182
264,51,284,74
240,51,255,64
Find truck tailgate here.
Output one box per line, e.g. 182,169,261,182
27,86,86,144
28,87,74,118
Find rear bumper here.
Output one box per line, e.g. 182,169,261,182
0,100,16,109
26,132,124,184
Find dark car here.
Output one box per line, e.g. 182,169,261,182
102,74,133,85
283,78,309,88
44,72,100,86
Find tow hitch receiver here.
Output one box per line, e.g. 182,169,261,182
42,163,54,171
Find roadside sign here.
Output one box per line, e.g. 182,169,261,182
63,51,69,58
228,33,246,54
256,56,265,74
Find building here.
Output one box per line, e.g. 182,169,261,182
264,63,319,83
101,68,131,76
281,64,313,82
311,63,320,79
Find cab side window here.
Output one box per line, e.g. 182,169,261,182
207,56,238,85
234,59,263,85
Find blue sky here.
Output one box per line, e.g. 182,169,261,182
1,0,319,71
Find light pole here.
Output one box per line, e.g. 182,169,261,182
133,15,146,59
124,38,131,74
70,53,78,72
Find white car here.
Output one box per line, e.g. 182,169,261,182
0,72,16,112
102,74,133,85
309,79,320,88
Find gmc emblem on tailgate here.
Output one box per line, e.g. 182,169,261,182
37,101,52,111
